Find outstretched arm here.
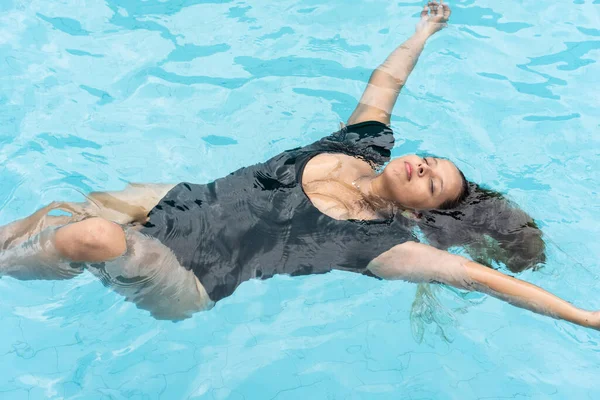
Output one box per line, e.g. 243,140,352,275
348,1,451,126
368,241,600,330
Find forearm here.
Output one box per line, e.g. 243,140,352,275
368,242,597,330
375,32,429,90
463,261,594,328
348,2,449,125
348,32,430,125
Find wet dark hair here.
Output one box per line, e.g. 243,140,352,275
438,169,469,211
418,182,546,273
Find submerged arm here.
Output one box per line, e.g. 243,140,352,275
368,242,600,330
348,1,451,126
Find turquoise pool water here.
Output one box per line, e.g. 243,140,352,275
1,0,599,398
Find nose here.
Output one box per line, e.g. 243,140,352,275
417,163,431,177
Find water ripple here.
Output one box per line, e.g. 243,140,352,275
523,113,581,122
307,35,371,55
577,27,600,37
36,13,90,36
451,4,533,34
162,43,231,63
36,133,102,150
234,55,372,80
105,0,233,17
258,27,295,41
65,49,104,58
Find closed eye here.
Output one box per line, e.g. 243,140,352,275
430,179,435,195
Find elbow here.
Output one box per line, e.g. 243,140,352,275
392,76,406,88
371,68,406,89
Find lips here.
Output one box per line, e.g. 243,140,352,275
404,162,412,181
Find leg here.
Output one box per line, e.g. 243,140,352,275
0,183,176,250
0,217,126,280
0,202,81,251
86,228,213,320
84,183,176,224
1,217,212,320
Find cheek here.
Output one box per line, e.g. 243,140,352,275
382,166,434,208
382,166,404,188
406,190,426,207
404,184,433,208
386,161,405,178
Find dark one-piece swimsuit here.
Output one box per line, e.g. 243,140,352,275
140,121,417,302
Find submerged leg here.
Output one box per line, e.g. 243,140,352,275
0,202,82,251
0,224,85,280
1,217,212,320
0,217,126,280
85,183,176,224
0,183,175,251
87,228,213,320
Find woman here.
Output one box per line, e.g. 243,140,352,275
1,2,598,329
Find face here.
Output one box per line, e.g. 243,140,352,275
378,155,464,210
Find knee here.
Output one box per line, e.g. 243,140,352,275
55,218,127,262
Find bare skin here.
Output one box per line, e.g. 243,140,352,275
0,183,175,251
302,153,381,220
302,153,464,220
1,1,599,329
0,184,212,320
368,242,600,330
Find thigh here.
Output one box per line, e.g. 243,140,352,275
86,228,213,320
86,183,176,224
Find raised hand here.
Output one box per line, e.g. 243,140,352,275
347,1,452,126
416,1,451,37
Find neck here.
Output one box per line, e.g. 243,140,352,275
353,174,422,221
352,174,396,216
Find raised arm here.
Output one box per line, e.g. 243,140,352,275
348,1,451,126
368,241,600,330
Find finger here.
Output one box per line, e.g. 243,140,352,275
436,0,444,17
420,5,429,19
428,1,436,14
443,2,451,20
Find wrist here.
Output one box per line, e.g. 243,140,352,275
413,30,431,42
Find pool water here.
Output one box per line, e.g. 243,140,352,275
1,0,599,398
